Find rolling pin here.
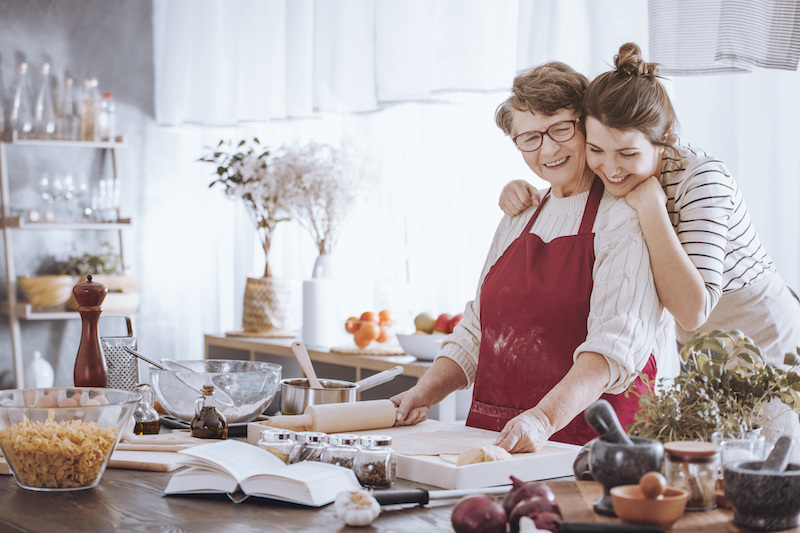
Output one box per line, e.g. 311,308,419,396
261,399,397,433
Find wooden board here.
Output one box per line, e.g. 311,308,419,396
1,450,183,474
247,418,579,489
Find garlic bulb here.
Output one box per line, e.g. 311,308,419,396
334,490,381,526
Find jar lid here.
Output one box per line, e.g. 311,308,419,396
295,431,326,443
360,435,392,447
664,441,720,459
260,428,293,441
327,433,359,446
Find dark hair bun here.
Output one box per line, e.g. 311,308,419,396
614,42,658,78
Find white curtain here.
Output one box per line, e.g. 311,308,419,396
149,1,799,363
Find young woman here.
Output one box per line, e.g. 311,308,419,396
499,43,800,448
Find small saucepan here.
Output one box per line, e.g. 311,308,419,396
280,365,403,415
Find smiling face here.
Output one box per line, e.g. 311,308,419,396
584,117,664,196
512,108,594,197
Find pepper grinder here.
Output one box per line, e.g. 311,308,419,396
73,274,108,387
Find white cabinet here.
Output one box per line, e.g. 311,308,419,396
0,131,131,387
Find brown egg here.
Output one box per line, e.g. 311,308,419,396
83,399,101,406
639,471,667,499
94,394,109,405
34,395,57,408
58,397,79,407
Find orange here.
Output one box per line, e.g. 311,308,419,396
377,323,392,343
360,311,379,323
345,316,360,334
354,321,381,347
378,310,393,323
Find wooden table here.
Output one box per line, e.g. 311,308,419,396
0,468,787,532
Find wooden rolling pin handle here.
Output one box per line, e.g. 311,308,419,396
260,413,313,431
306,399,397,433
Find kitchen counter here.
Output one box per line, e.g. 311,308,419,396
204,334,473,422
0,467,788,532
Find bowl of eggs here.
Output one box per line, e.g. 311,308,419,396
0,387,139,491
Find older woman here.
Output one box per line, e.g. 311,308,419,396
391,62,670,453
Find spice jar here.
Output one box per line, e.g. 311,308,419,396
321,434,359,470
257,429,296,464
292,431,327,463
664,441,720,511
354,435,397,488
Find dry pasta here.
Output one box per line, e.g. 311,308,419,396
0,418,118,488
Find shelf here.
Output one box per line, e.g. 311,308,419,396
0,216,131,230
1,130,125,147
0,300,140,320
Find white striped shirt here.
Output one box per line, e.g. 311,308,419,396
441,188,670,394
659,144,776,318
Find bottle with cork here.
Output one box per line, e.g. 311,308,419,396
191,384,228,439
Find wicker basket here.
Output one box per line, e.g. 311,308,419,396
241,276,299,335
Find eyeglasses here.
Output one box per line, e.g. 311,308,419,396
512,118,581,152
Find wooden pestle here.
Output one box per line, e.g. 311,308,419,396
261,399,397,433
584,399,635,446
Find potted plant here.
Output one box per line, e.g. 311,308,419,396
628,329,800,443
60,243,140,313
200,138,299,335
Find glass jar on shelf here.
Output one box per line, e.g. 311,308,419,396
354,435,397,488
664,441,720,512
257,428,296,464
291,431,327,463
321,433,359,470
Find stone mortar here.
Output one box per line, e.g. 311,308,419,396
724,460,800,531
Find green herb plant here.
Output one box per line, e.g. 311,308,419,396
59,242,123,276
628,329,800,442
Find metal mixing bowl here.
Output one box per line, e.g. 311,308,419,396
150,359,281,423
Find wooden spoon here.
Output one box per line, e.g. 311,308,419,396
290,341,323,389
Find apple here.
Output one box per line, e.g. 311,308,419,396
414,312,436,334
447,313,463,333
434,313,453,333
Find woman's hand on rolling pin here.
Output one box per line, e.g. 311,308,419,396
624,176,666,213
498,179,541,217
494,407,554,453
390,386,430,426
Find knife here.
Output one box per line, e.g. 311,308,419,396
371,488,665,533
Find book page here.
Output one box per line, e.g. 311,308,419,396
164,466,239,495
178,440,285,483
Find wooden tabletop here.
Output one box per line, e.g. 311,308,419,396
0,466,790,533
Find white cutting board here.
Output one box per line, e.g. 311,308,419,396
248,419,579,489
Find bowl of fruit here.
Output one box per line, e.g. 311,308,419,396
344,310,395,348
396,312,463,361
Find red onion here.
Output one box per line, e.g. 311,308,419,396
451,495,507,533
502,476,556,516
508,497,562,533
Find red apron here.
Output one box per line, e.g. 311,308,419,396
466,178,656,445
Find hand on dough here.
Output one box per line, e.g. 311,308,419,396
495,408,553,453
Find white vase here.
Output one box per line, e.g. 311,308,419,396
303,253,341,348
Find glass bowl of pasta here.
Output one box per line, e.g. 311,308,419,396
0,387,139,491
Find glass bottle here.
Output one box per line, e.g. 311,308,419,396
79,78,100,141
257,429,296,464
291,431,327,463
98,92,116,141
664,441,720,511
10,62,34,139
133,384,161,435
33,62,56,139
321,433,359,470
354,435,397,488
56,77,79,140
190,384,228,439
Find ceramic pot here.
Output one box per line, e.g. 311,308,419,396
242,276,299,334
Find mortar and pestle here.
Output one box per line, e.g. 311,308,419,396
724,435,800,531
585,399,665,516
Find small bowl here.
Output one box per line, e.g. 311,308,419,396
396,333,445,360
0,387,139,491
611,484,689,529
150,359,281,423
